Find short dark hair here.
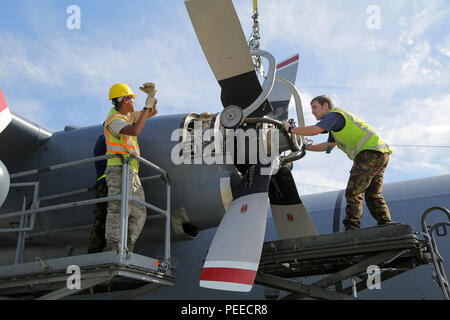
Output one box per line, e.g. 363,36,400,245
112,97,123,110
311,95,334,109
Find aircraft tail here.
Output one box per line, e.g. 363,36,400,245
0,88,11,207
267,54,300,121
0,88,12,133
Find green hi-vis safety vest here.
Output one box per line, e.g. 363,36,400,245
104,107,140,173
330,108,392,160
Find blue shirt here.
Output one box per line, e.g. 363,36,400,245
93,134,107,180
316,112,345,143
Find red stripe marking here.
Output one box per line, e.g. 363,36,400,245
277,54,299,70
200,267,257,285
0,88,7,112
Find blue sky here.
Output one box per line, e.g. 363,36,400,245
1,0,449,194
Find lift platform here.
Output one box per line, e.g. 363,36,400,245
0,251,175,300
0,154,175,300
255,223,432,300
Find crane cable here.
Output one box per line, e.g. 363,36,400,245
248,0,260,50
248,0,266,77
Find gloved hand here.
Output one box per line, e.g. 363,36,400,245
143,97,157,110
140,82,157,110
149,101,158,116
140,82,156,97
142,100,158,117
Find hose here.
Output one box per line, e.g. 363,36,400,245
243,117,300,153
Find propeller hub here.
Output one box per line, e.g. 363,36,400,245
220,105,244,129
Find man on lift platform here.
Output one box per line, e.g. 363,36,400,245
284,95,395,231
103,82,158,251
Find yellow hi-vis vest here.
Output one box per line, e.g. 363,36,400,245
104,107,140,173
330,108,392,160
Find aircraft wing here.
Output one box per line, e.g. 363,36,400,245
0,90,52,166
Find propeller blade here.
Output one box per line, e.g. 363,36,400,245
200,163,275,292
185,0,253,84
185,0,271,116
269,167,318,240
0,88,12,133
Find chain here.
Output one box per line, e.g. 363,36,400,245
248,0,266,78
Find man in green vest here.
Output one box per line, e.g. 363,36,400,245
283,95,394,230
103,82,157,251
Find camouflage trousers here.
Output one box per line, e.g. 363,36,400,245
343,150,392,229
88,180,108,254
104,166,147,252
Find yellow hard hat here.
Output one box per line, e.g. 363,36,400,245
109,83,137,100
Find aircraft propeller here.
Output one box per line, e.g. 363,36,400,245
185,0,317,292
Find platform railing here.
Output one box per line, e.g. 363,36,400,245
0,154,171,266
420,206,450,300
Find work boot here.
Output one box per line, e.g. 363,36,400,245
378,220,401,226
343,220,360,231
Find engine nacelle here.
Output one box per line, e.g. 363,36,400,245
0,160,10,207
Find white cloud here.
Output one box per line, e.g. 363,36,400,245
382,94,450,177
7,97,52,129
438,36,450,57
0,33,56,85
239,1,448,93
397,0,447,43
1,1,449,192
289,93,450,195
439,47,450,57
0,21,222,128
292,149,350,196
384,95,450,144
401,40,430,73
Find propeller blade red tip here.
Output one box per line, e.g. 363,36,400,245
200,261,258,292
